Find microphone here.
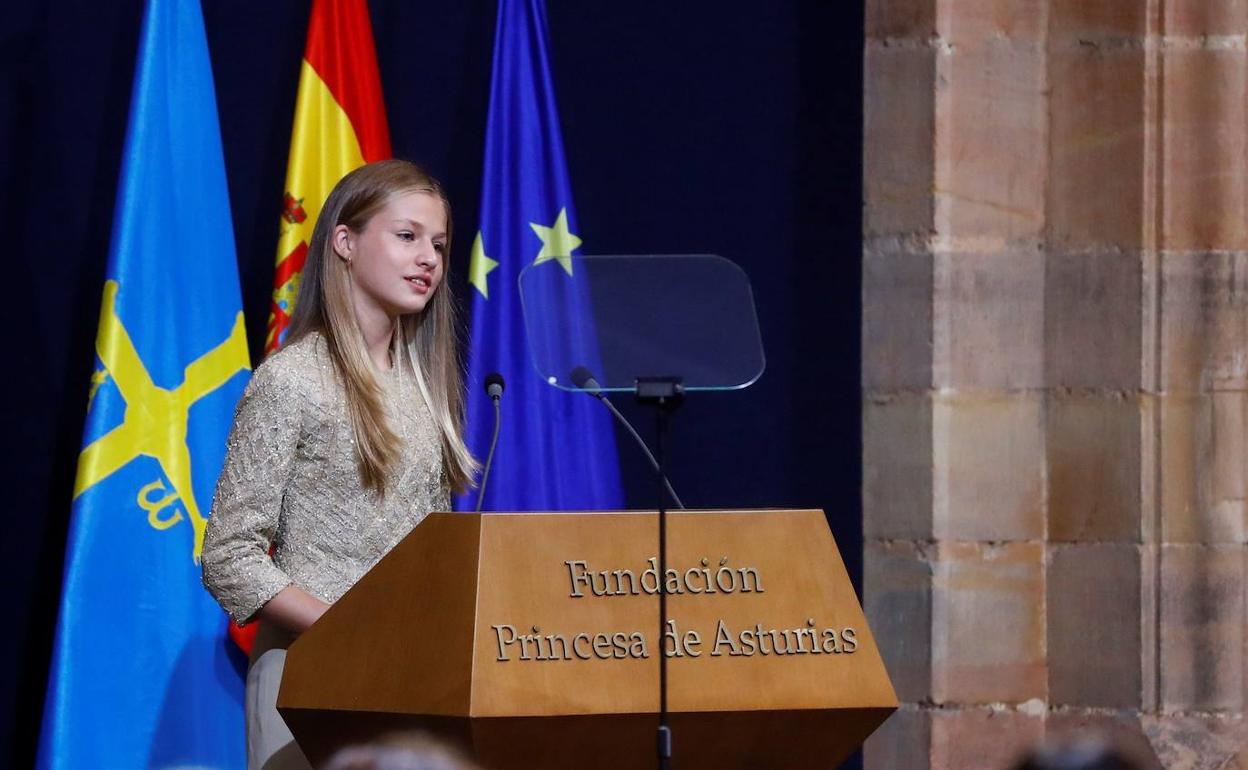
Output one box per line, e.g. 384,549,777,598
485,372,505,400
570,366,686,510
570,365,602,395
476,372,505,512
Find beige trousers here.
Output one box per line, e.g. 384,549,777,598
246,627,311,770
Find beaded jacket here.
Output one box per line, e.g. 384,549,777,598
201,331,448,625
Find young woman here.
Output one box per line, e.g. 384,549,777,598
201,159,477,770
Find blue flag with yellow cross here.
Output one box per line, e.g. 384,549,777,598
37,0,249,767
457,0,624,512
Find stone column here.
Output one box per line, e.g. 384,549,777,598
862,2,1248,768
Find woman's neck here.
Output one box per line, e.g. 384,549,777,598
354,302,396,371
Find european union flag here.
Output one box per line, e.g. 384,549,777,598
37,0,250,767
458,0,624,512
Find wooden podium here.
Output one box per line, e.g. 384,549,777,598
277,509,896,768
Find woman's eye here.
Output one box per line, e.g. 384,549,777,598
398,231,415,241
434,242,446,253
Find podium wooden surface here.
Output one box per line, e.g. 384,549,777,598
277,509,896,768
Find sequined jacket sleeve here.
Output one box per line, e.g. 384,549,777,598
200,358,302,625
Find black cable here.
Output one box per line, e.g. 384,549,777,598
475,395,501,512
600,395,685,509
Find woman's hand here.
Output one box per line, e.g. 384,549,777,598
258,584,331,636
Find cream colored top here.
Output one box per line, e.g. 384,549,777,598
201,332,448,625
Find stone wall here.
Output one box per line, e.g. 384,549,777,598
863,2,1248,768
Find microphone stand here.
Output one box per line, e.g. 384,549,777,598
475,375,505,512
635,376,683,770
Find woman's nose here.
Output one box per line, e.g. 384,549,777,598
417,242,438,268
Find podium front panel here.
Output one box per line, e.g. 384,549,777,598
470,510,894,719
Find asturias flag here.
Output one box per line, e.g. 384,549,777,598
266,0,391,353
37,0,250,767
457,0,624,512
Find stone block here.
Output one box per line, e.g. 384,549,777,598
931,541,1046,704
1045,251,1142,389
1049,0,1148,43
1047,46,1146,250
868,705,1053,770
865,540,934,703
1158,257,1205,392
932,391,1044,542
1159,544,1245,712
1047,544,1143,708
1046,709,1163,770
1160,392,1248,544
865,44,936,240
935,41,1046,246
863,250,933,392
1141,713,1248,770
1161,48,1248,251
863,393,933,540
936,0,1046,47
932,252,1045,389
1164,2,1248,38
1047,392,1142,542
930,706,1045,770
1139,396,1161,547
1160,252,1248,393
1211,389,1248,530
1140,543,1160,709
865,706,932,770
865,0,935,40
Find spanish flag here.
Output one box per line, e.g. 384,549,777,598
267,0,391,354
234,0,391,653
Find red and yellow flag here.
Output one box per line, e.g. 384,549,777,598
266,0,391,353
232,0,391,655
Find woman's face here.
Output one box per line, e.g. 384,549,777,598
336,190,447,320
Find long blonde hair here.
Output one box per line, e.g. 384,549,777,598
285,159,477,494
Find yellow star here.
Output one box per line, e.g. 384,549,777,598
469,231,499,299
530,208,581,276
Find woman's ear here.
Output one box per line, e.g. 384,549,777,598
332,224,353,264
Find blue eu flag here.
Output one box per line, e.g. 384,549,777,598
457,0,624,512
37,0,250,767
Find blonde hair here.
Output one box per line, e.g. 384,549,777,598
325,731,482,770
286,159,477,494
